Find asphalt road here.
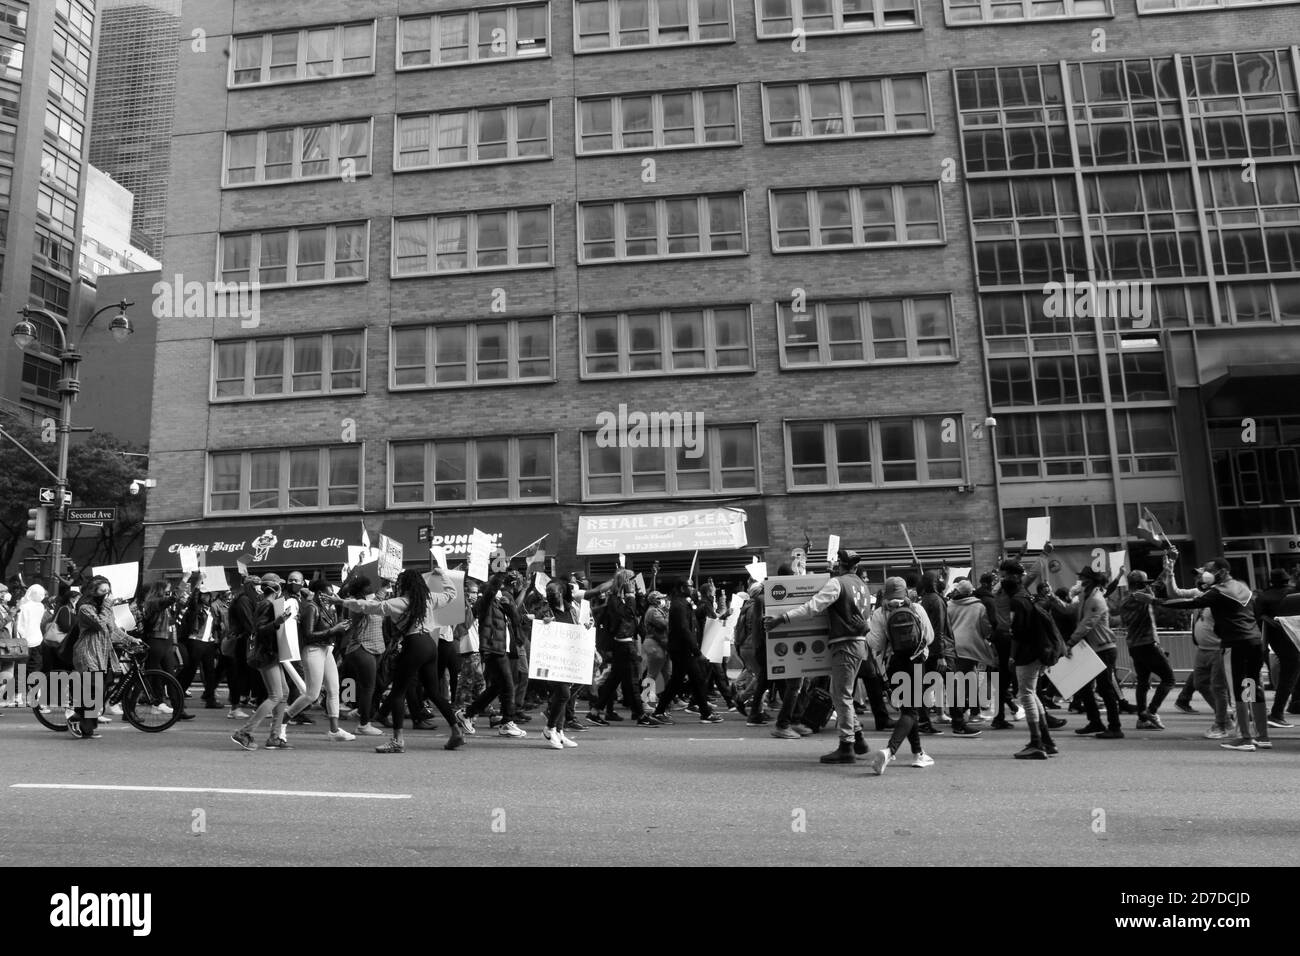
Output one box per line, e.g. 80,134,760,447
1,701,1296,866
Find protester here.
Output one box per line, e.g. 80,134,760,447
641,590,670,710
653,577,723,725
458,571,528,739
540,580,581,751
225,575,266,720
141,580,184,718
1167,568,1235,738
1051,567,1123,738
337,574,386,736
1002,561,1058,759
916,571,956,735
864,576,936,774
1254,569,1299,727
1119,570,1175,730
284,579,354,741
177,585,222,711
591,570,661,726
947,579,992,737
69,576,142,740
229,576,295,750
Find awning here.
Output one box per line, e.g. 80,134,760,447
576,506,753,555
381,511,561,559
149,521,358,570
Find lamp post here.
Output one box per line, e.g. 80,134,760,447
11,299,133,588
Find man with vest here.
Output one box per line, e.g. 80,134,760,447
764,549,874,764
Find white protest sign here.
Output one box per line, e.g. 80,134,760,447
272,597,300,663
429,545,448,570
534,571,551,597
468,529,492,582
618,553,626,568
765,633,832,680
179,548,200,574
197,566,231,594
945,567,971,595
377,534,404,580
1025,516,1052,552
701,616,733,664
528,619,596,685
1045,640,1106,700
578,599,592,627
236,560,249,578
746,560,768,584
94,562,139,602
632,573,645,595
1109,551,1128,580
826,534,840,564
112,603,136,632
425,570,466,627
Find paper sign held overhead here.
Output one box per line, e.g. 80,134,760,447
534,571,551,597
179,548,200,575
197,566,231,594
94,562,139,603
1109,551,1128,580
467,529,492,582
1025,517,1052,552
377,534,404,580
745,560,768,584
632,573,645,595
424,569,466,628
826,534,840,564
429,545,448,570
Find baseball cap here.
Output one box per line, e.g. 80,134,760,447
837,548,862,568
1197,557,1231,575
1126,570,1148,589
953,580,974,597
999,559,1025,576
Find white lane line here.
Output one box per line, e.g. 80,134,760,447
11,784,411,799
688,738,745,741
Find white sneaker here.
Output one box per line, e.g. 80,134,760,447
869,748,891,776
356,723,383,736
559,731,578,748
498,721,526,738
227,708,250,719
456,710,476,735
108,703,123,716
98,714,112,724
156,702,174,715
327,728,356,742
1011,704,1026,721
912,752,935,768
545,727,564,749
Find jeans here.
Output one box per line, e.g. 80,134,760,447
225,637,255,708
72,670,106,735
829,640,865,742
1080,645,1121,731
950,658,981,728
1265,626,1300,718
467,653,516,722
597,641,646,718
179,639,220,703
1016,662,1043,734
340,647,379,725
643,639,670,699
240,663,287,736
382,632,456,733
514,644,530,714
546,680,572,730
288,644,340,721
655,649,713,718
884,663,923,756
991,633,1017,718
1182,647,1232,729
1130,643,1175,716
855,655,891,728
437,639,461,705
146,637,179,703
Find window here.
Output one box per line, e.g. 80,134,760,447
55,0,93,41
955,65,1071,172
1114,408,1178,473
581,424,758,498
579,193,744,261
212,331,365,401
1183,50,1300,160
224,120,372,186
576,0,733,49
399,4,549,67
995,411,1110,478
30,268,70,315
581,306,751,376
34,225,74,275
778,295,954,366
21,354,58,404
1201,161,1300,276
757,0,919,35
786,415,964,489
989,351,1104,407
389,435,555,505
578,87,739,153
764,75,929,140
51,23,90,79
36,184,76,233
391,318,553,388
44,102,84,151
219,222,368,286
969,176,1086,285
393,206,552,275
1084,170,1202,279
1139,0,1300,9
208,445,362,513
0,2,27,36
397,102,550,169
230,22,374,86
771,183,941,250
945,0,1110,23
48,64,86,118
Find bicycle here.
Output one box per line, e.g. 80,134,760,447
32,643,185,733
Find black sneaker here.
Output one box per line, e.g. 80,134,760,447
1094,729,1125,739
514,713,533,724
1045,715,1067,730
230,730,256,750
951,726,983,737
1014,745,1048,760
585,711,609,726
68,720,83,739
604,711,624,722
990,718,1013,730
178,712,196,721
636,713,662,727
652,712,675,725
1074,722,1105,735
699,713,724,724
563,719,589,732
290,714,315,725
746,714,772,726
918,725,943,735
411,719,438,730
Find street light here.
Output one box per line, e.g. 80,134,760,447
10,298,135,589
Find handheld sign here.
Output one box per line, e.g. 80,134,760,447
826,534,839,565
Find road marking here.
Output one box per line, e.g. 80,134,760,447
11,784,411,800
688,738,745,741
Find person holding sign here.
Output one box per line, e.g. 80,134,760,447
282,580,355,741
1049,567,1123,739
652,578,723,725
229,579,295,751
457,573,528,739
540,580,581,750
338,569,462,754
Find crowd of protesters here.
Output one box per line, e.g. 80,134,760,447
2,547,1297,768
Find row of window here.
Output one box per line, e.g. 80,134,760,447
216,186,945,285
206,414,969,513
208,298,959,401
995,408,1180,477
222,77,931,188
228,1,1300,89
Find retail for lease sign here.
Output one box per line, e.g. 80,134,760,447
575,507,749,555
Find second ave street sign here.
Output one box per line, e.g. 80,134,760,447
67,507,116,522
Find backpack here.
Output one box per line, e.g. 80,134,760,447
55,614,82,668
885,600,924,662
1031,599,1068,667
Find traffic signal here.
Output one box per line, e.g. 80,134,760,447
26,507,47,541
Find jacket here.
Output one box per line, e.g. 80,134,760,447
1063,589,1116,651
1163,579,1261,647
642,605,668,646
142,593,177,643
343,578,458,637
473,591,522,658
246,598,282,668
603,593,640,643
948,594,995,666
865,601,934,668
1255,585,1298,645
72,599,132,674
229,591,258,640
1119,590,1161,648
298,597,342,647
785,574,871,645
667,595,700,654
1005,587,1043,665
918,591,956,665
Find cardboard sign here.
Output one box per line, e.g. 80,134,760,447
378,534,404,581
425,569,466,627
1109,550,1128,580
528,619,596,685
632,572,645,595
179,548,200,574
534,571,552,597
197,566,231,594
1025,516,1052,552
429,545,448,570
578,599,592,627
944,566,971,595
1045,640,1106,700
765,633,832,680
112,603,136,632
94,562,139,602
272,597,300,663
745,560,768,584
762,574,832,623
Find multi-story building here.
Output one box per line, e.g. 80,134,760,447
87,0,180,260
144,0,1300,589
80,163,161,278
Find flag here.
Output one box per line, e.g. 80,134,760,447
510,533,548,561
1134,514,1158,544
526,546,546,573
360,523,371,551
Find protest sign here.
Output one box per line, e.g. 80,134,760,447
272,597,300,663
112,604,135,632
826,534,839,564
94,562,139,602
425,570,466,627
197,566,231,594
378,534,404,580
534,571,551,597
944,567,971,595
179,548,200,574
1109,550,1128,580
746,560,768,584
701,617,733,664
429,545,448,570
1025,516,1052,552
1045,640,1106,699
468,529,492,581
528,620,596,685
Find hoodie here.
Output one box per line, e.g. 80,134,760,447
947,593,995,666
15,583,47,649
1163,579,1261,647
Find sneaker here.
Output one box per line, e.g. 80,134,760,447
911,752,935,769
771,726,800,739
83,731,103,739
545,727,564,750
498,721,527,738
951,726,983,738
1267,716,1294,729
604,710,624,722
68,720,83,739
265,736,293,750
868,748,891,775
559,731,578,748
1014,745,1048,760
699,713,724,724
1045,715,1068,730
327,728,356,742
966,714,986,725
563,719,589,732
1074,722,1106,735
1174,702,1199,715
684,705,700,715
177,712,196,721
790,723,814,737
918,725,943,736
455,710,476,735
746,714,772,726
290,714,314,725
636,713,663,727
108,703,124,716
1256,739,1273,749
585,711,609,726
156,702,173,715
375,738,405,754
514,713,533,724
1094,729,1125,739
227,708,250,719
1220,739,1256,752
990,718,1013,730
652,712,674,725
935,712,952,724
1043,741,1059,756
1135,718,1162,730
231,730,256,750
1203,726,1228,739
1010,704,1026,721
411,719,438,731
356,723,384,736
98,714,112,724
1146,713,1165,729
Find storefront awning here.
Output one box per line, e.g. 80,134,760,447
381,511,562,559
149,521,358,570
576,506,755,555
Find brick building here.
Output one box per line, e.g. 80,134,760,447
144,0,1300,589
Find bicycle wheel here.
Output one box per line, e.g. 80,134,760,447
32,702,73,732
123,670,184,732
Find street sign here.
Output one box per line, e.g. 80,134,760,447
41,487,72,505
417,525,435,542
67,507,116,522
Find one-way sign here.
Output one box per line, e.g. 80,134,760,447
67,507,116,522
39,487,72,505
